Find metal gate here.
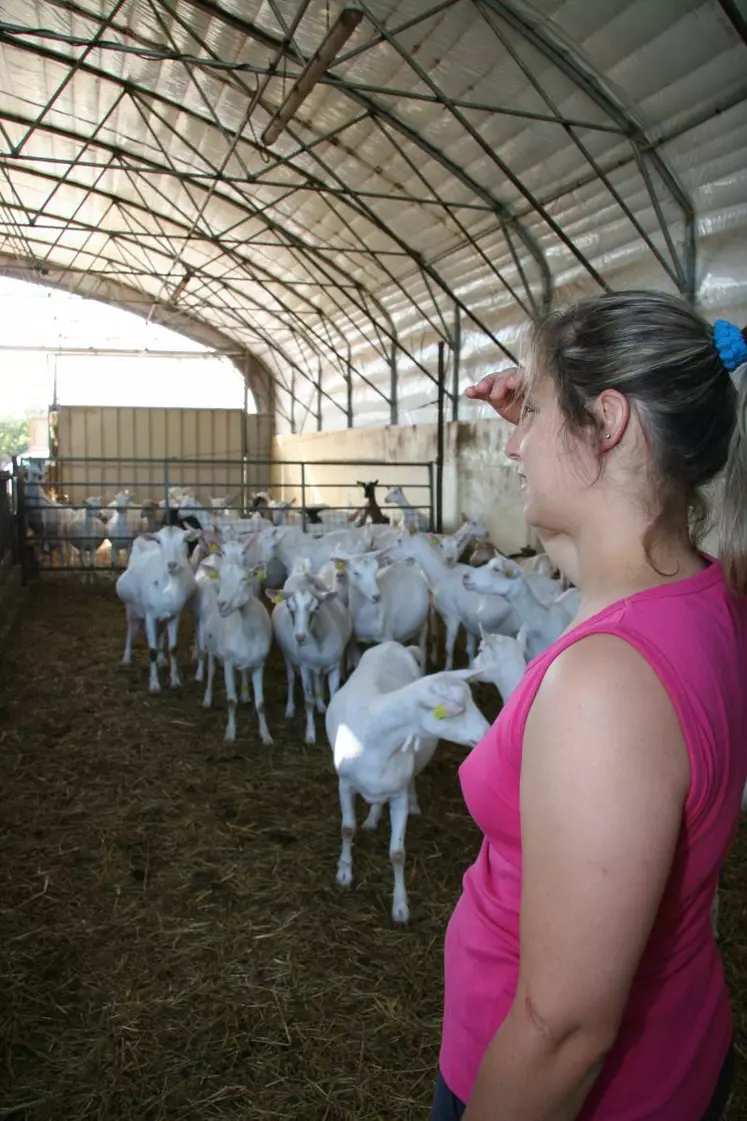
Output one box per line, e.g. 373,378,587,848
16,455,435,577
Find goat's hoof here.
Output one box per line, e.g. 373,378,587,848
224,731,236,743
121,656,132,667
408,804,422,817
149,683,161,695
362,817,378,832
336,866,353,888
202,698,212,710
304,732,317,746
284,708,295,721
157,655,168,668
392,902,410,924
260,732,274,746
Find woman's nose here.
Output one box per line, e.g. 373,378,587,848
505,425,521,462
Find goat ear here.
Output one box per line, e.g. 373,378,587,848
446,667,483,685
516,624,529,655
265,588,285,605
429,697,466,719
479,623,488,642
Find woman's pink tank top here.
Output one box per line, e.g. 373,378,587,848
439,559,747,1119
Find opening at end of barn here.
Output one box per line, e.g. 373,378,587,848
1,1,746,1118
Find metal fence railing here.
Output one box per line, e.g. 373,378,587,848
13,454,436,577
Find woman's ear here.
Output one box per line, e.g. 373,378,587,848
592,388,630,451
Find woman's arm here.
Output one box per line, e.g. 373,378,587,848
464,634,690,1121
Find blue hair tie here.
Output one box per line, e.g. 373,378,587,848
713,319,747,372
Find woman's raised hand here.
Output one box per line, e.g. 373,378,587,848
464,366,524,425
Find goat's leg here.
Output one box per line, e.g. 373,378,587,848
240,668,251,704
122,609,137,665
166,615,181,687
283,656,296,720
194,619,205,682
389,790,411,924
327,663,341,700
145,614,161,693
336,777,356,887
251,664,273,745
300,664,316,745
224,661,237,742
362,802,383,831
444,616,460,672
407,778,422,816
418,621,428,671
203,652,215,708
314,669,326,713
465,630,477,667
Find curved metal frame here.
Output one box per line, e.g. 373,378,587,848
0,0,714,430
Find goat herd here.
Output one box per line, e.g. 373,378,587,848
23,467,581,924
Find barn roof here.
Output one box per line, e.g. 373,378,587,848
0,0,745,430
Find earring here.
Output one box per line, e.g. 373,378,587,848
605,434,611,440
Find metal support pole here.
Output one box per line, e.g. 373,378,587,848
346,356,353,428
241,378,249,515
12,456,27,585
452,305,461,422
163,459,169,511
317,374,323,433
390,341,398,426
301,461,307,534
436,341,446,534
428,460,435,534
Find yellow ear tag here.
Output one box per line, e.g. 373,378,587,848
209,542,219,554
432,703,447,721
207,568,218,580
256,567,265,581
429,534,439,546
335,559,345,571
273,594,283,605
407,524,417,535
505,567,518,579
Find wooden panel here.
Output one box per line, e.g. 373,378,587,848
56,406,273,510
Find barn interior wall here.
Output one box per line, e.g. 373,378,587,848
55,406,274,505
272,419,539,554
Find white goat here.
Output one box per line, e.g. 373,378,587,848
384,485,429,532
333,549,430,669
463,556,579,658
268,574,352,744
384,531,520,670
326,641,490,923
470,624,529,703
116,525,198,693
200,542,273,744
65,496,107,578
24,466,72,562
107,490,145,566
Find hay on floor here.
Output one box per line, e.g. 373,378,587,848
0,579,744,1120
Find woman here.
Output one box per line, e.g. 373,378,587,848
432,292,747,1121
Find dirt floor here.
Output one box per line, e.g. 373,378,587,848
0,578,745,1121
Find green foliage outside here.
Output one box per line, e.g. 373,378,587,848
0,414,31,460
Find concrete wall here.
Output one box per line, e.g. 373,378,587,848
272,419,537,554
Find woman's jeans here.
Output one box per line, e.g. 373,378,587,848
430,1043,735,1121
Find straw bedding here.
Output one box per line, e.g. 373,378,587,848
0,579,744,1120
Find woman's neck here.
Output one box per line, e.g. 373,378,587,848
538,510,704,621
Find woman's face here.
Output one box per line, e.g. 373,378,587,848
505,373,597,535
